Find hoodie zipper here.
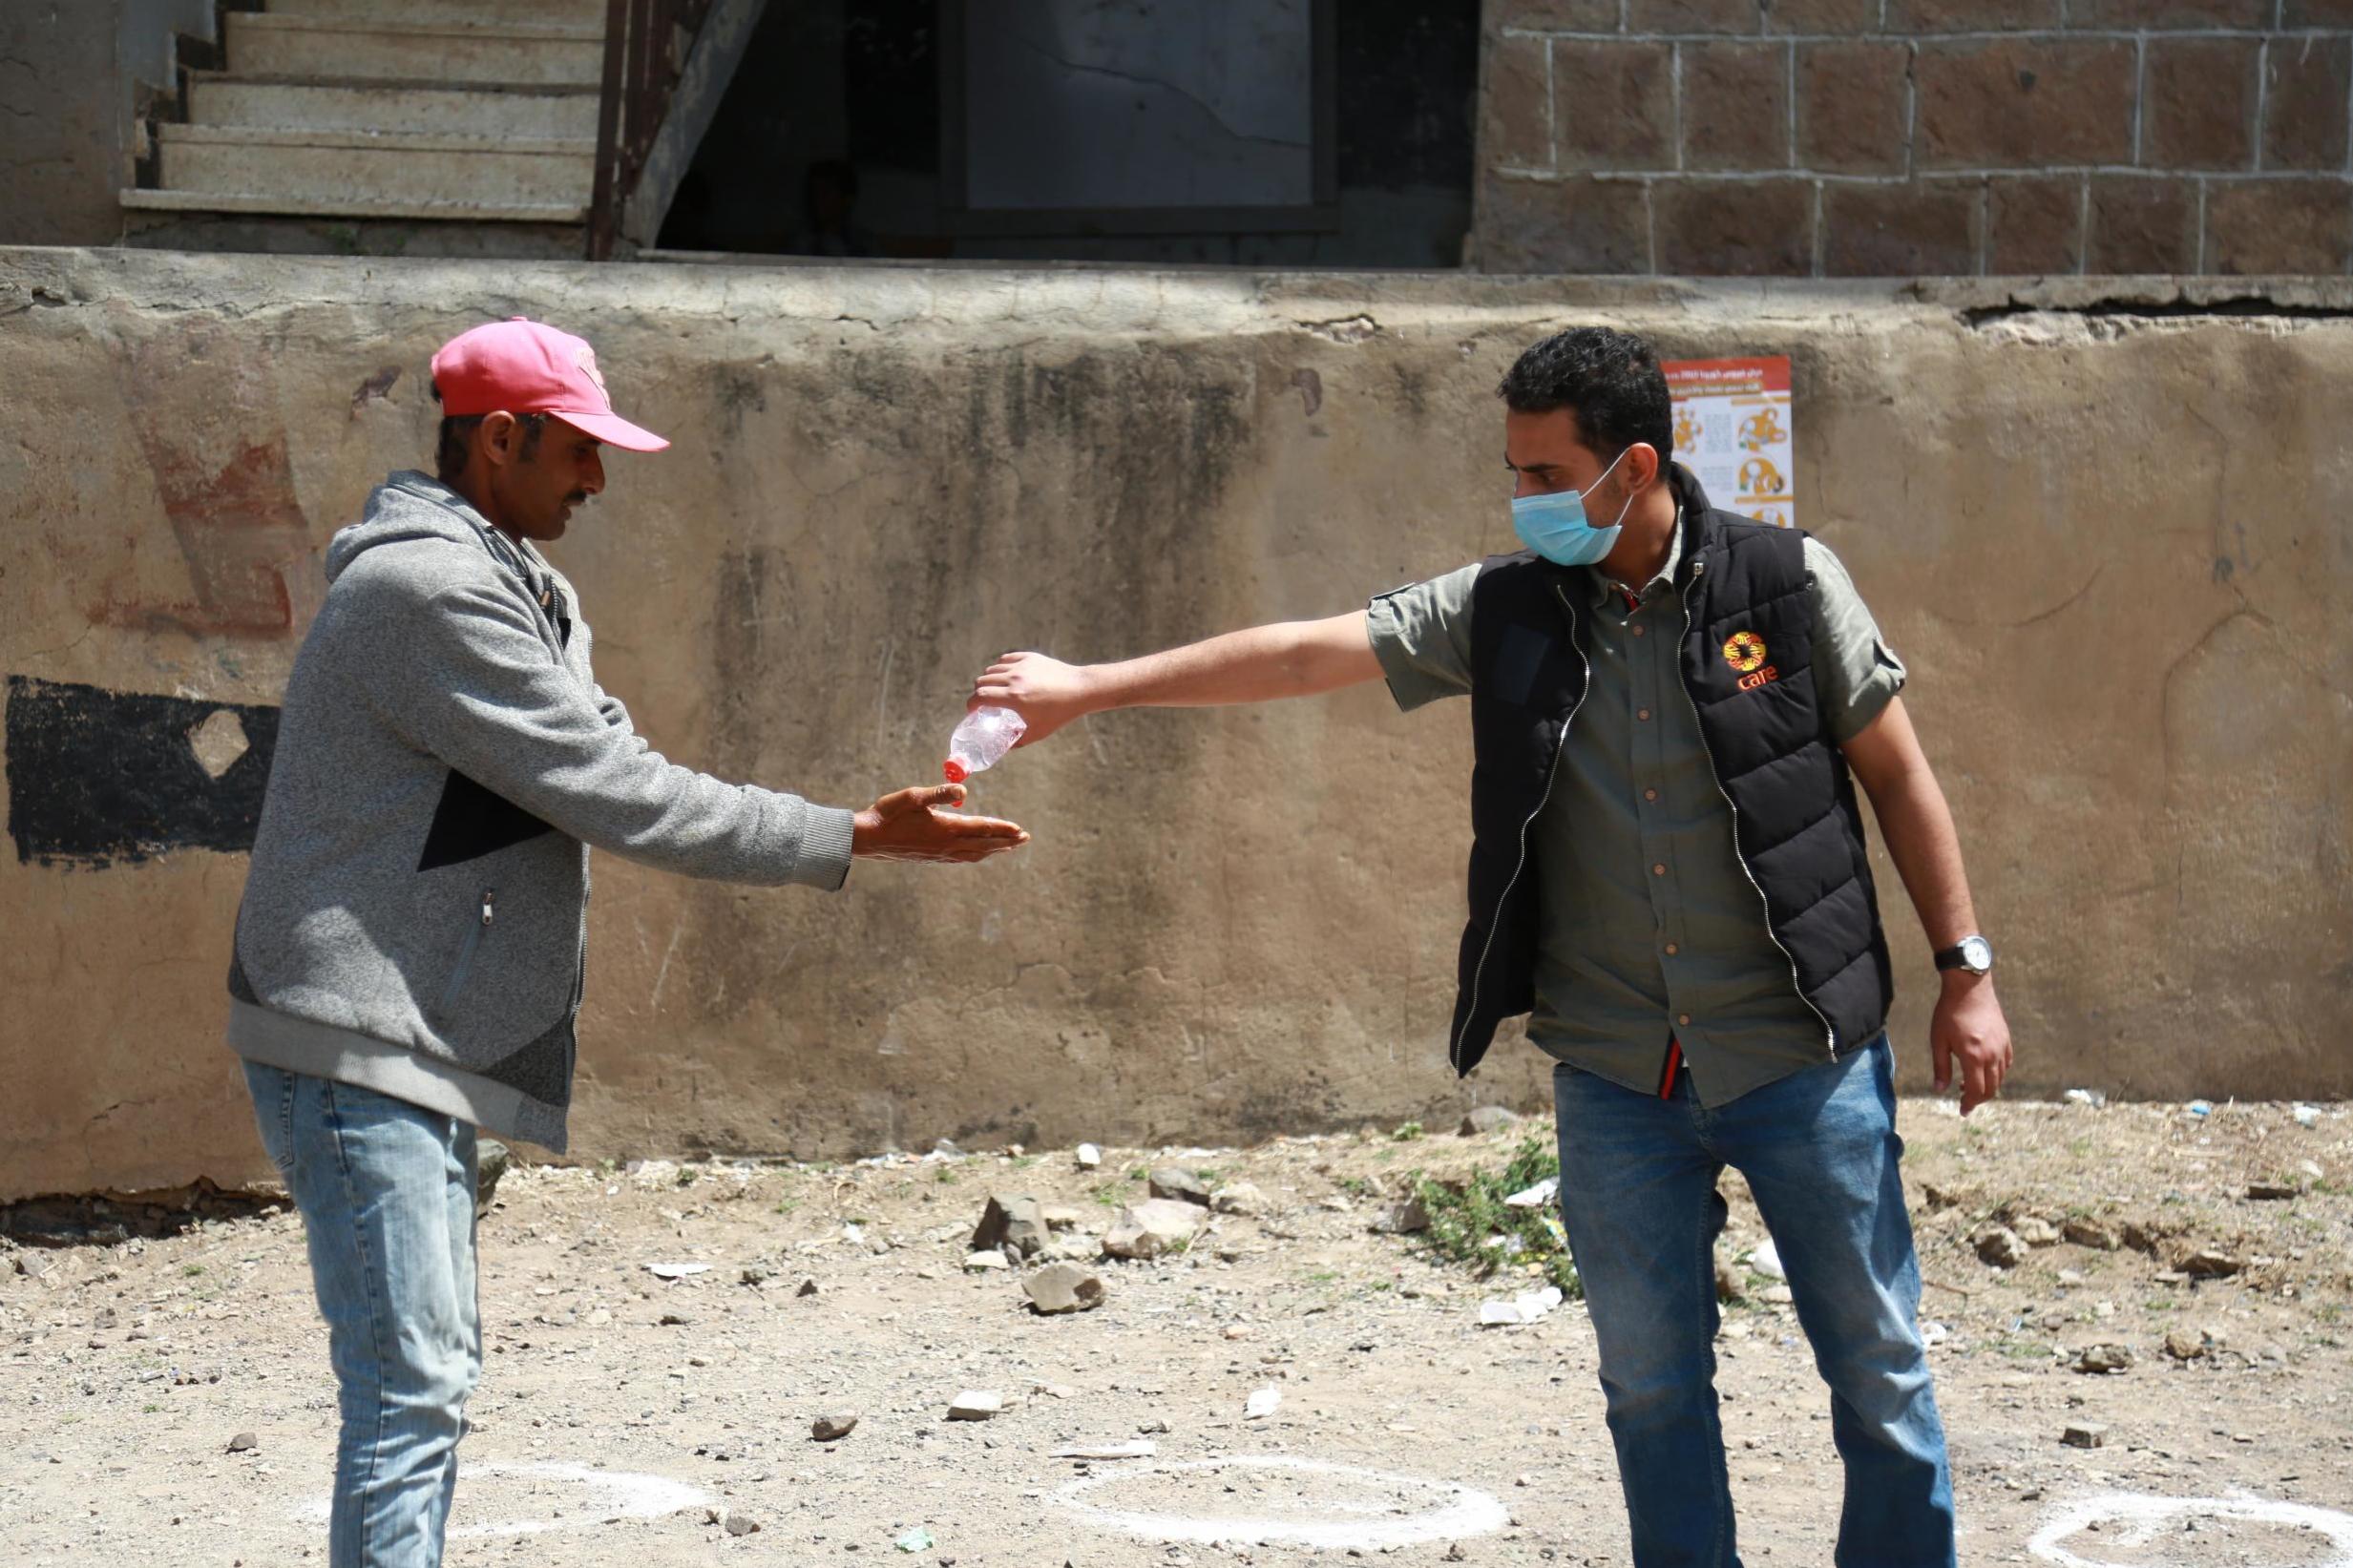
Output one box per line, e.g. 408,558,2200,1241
1452,582,1590,1074
1680,555,1837,1059
437,889,496,1018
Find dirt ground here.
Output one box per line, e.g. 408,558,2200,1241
5,1095,2350,1567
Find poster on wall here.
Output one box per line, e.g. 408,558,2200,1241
1661,356,1795,530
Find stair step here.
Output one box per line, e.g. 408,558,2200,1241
267,0,607,26
187,73,599,138
156,124,593,209
120,187,588,225
225,13,603,86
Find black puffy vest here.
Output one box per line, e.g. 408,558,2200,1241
1446,465,1893,1077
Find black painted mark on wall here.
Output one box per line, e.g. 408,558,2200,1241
5,677,280,868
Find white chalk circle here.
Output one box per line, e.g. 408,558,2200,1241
2029,1491,2353,1568
1052,1453,1510,1550
294,1461,709,1540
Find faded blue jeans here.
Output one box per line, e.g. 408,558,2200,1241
1552,1036,1954,1568
244,1062,482,1568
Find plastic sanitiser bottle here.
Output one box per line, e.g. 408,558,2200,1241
944,705,1027,784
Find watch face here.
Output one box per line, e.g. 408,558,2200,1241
1960,936,1994,972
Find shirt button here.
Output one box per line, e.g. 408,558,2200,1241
1651,863,1667,877
1665,942,1680,955
1637,707,1652,721
1644,787,1659,802
1630,624,1646,638
1677,1013,1692,1028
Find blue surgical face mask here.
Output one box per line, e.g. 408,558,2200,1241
1511,447,1634,567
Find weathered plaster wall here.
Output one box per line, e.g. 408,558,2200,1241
2,248,2347,1199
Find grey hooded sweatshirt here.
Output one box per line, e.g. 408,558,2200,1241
226,471,855,1150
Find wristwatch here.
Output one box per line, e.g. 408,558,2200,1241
1934,934,1995,976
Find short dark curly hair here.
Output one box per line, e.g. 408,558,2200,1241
1496,327,1673,469
430,380,547,484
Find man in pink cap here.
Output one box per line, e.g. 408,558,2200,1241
224,318,1025,1566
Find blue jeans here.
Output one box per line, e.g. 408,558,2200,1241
1551,1037,1953,1568
244,1062,483,1568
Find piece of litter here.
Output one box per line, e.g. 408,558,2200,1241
1479,1286,1564,1328
645,1263,710,1281
1077,1142,1103,1169
2185,1100,2213,1117
1051,1440,1158,1460
1503,1177,1559,1209
947,1390,1003,1421
895,1527,935,1553
1245,1387,1283,1420
2063,1088,2106,1107
1749,1239,1785,1280
2293,1103,2321,1128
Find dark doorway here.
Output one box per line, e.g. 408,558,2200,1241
659,0,1479,267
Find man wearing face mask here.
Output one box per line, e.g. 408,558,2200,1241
968,325,2009,1567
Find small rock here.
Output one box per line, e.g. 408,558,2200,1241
2062,1088,2106,1108
1210,1182,1268,1217
2247,1181,2300,1202
2075,1343,2133,1374
2163,1328,2208,1362
1714,1261,1744,1304
1750,1238,1786,1280
2061,1422,2107,1449
1460,1106,1522,1137
739,1265,769,1286
2292,1103,2321,1128
1371,1199,1429,1236
1148,1166,1212,1206
226,1432,259,1454
2181,1248,2243,1279
963,1249,1011,1272
474,1139,512,1216
1245,1387,1282,1420
796,1278,820,1298
2062,1218,2120,1251
1076,1143,1103,1170
1921,1182,1974,1212
932,1139,963,1159
1023,1263,1106,1315
2013,1216,2062,1247
1040,1202,1086,1232
660,1311,691,1327
1761,1284,1795,1306
1974,1225,2027,1269
947,1390,1003,1422
2122,1220,2173,1255
811,1413,859,1442
895,1526,935,1553
725,1512,761,1537
1223,1324,1254,1341
1051,1439,1157,1460
1102,1200,1206,1260
645,1262,710,1281
972,1195,1049,1260
586,1307,613,1328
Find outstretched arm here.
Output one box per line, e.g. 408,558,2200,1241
1841,698,2013,1113
969,611,1383,746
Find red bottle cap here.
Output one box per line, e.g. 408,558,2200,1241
942,759,968,784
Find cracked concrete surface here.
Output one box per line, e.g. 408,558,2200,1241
2,249,2350,1201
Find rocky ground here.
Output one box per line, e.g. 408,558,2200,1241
5,1096,2350,1567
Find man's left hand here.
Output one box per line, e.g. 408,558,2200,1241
1932,976,2012,1115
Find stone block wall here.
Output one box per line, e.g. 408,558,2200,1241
1475,0,2353,274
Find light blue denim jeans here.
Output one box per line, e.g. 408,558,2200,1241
244,1062,482,1568
1551,1035,1954,1568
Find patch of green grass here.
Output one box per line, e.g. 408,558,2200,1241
1392,1120,1424,1142
771,1198,800,1216
934,1167,959,1184
1306,1269,1339,1284
675,1168,700,1188
181,1265,204,1278
1994,1337,2052,1360
2145,1297,2177,1312
1401,1135,1580,1298
143,1403,162,1414
1008,1155,1037,1170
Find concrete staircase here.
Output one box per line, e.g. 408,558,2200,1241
121,0,607,253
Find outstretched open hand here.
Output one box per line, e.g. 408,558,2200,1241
851,784,1028,864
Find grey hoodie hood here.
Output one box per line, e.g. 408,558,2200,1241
226,470,855,1150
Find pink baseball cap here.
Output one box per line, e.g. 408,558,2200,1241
430,317,669,452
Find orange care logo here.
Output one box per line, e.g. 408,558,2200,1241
1723,630,1778,691
574,344,611,409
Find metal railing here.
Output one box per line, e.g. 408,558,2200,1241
588,0,717,260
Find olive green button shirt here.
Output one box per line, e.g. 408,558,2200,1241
1367,519,1907,1107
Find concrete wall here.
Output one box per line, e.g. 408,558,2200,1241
1475,0,2353,276
3,247,2349,1200
0,1,219,248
